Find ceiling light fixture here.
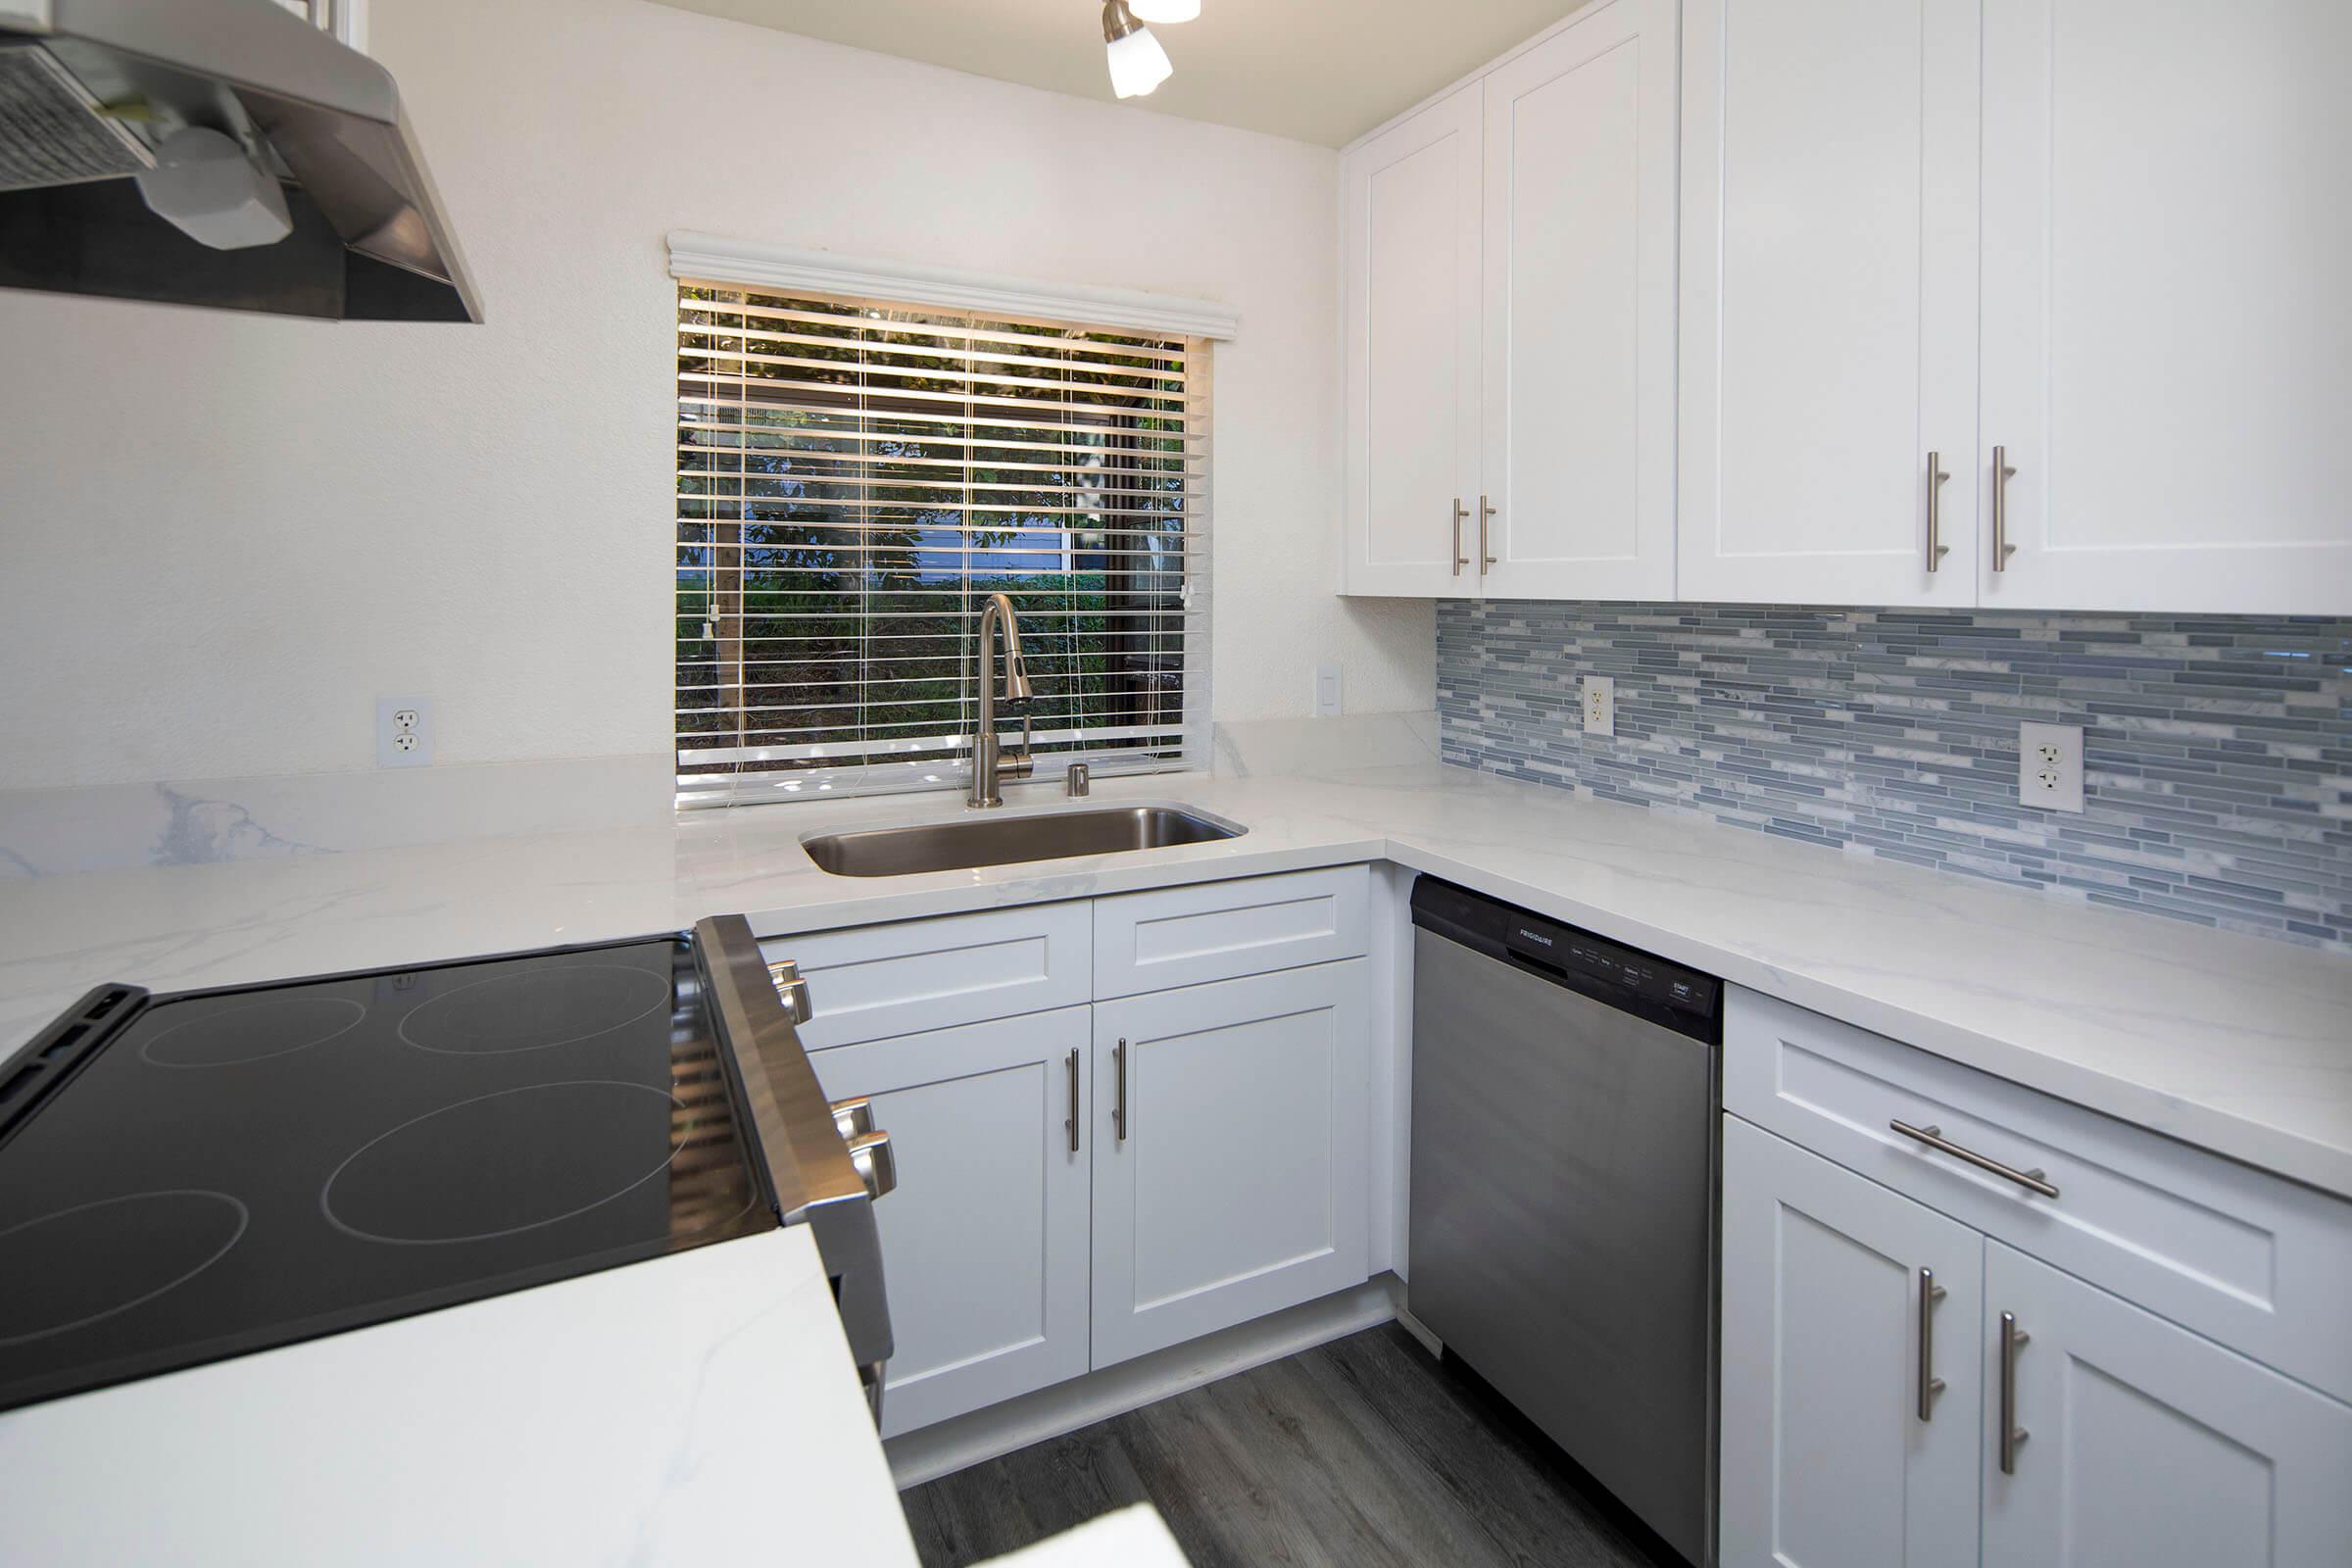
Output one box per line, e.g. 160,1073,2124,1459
1127,0,1201,23
1102,0,1173,99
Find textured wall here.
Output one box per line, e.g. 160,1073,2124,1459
1438,602,2352,951
0,0,1430,791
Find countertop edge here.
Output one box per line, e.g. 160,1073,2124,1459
1375,840,2352,1202
735,822,2352,1201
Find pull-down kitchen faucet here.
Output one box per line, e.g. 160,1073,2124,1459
968,593,1034,808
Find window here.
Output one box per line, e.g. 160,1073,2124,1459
674,280,1210,808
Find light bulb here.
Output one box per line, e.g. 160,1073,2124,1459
1128,0,1200,22
1102,1,1173,99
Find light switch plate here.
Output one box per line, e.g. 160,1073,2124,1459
1583,675,1614,738
2018,721,2082,812
1313,665,1342,717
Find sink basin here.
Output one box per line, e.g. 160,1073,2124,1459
802,806,1246,878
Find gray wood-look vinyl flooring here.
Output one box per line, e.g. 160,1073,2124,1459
898,1324,1679,1568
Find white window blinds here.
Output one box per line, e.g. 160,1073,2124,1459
675,281,1210,808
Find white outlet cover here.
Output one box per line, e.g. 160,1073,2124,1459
2018,720,2083,813
1583,674,1615,738
376,696,433,768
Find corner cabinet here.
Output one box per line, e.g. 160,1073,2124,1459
1342,0,1678,602
1342,85,1481,598
775,866,1377,1440
1347,0,2352,614
1719,988,2352,1567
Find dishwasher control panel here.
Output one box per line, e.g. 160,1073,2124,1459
1515,925,1715,1018
1413,876,1721,1042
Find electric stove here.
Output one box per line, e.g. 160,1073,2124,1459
0,915,891,1416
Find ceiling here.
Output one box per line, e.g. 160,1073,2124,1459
647,0,1588,148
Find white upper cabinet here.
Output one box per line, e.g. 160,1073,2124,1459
1679,0,1982,608
1343,86,1483,598
1342,0,1678,601
1978,0,2352,613
1347,0,2350,613
1479,0,1679,601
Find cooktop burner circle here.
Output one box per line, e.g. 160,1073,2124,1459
0,1191,250,1348
395,964,672,1055
139,996,368,1069
321,1080,687,1247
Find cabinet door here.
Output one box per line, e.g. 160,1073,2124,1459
1480,0,1678,601
1679,0,1981,607
808,1007,1092,1438
1979,0,2352,613
1090,962,1369,1366
1982,1241,2352,1566
1343,88,1483,598
1721,1116,1984,1568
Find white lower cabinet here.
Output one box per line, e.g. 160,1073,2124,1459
808,1007,1093,1439
1089,962,1371,1367
1720,1116,1984,1568
1724,1110,2352,1568
1982,1240,2352,1566
791,877,1380,1439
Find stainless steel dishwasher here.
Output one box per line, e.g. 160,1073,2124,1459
1407,877,1721,1567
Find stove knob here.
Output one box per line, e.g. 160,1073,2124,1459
765,959,813,1024
847,1130,897,1202
829,1096,875,1143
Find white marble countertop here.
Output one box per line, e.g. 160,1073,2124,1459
0,1227,917,1567
5,755,2348,1201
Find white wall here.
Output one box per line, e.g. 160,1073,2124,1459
0,0,1432,791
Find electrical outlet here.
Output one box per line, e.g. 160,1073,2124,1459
2018,721,2083,812
376,696,433,768
1313,664,1343,717
1583,674,1615,738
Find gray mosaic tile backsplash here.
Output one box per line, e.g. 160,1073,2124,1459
1436,602,2352,952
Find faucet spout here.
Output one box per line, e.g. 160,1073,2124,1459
999,612,1033,702
970,593,1035,808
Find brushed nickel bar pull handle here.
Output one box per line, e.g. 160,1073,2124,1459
1113,1037,1129,1144
1478,494,1497,572
1890,1119,2059,1199
1926,451,1951,571
1917,1266,1948,1421
1451,499,1470,576
1999,1311,2031,1474
1064,1047,1081,1154
1991,445,2018,570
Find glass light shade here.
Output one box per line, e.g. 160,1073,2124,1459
1127,0,1200,22
1105,24,1173,98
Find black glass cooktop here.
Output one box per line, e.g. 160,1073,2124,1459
0,936,776,1414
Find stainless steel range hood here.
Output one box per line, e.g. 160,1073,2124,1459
0,0,481,321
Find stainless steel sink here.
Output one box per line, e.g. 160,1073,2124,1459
802,806,1246,878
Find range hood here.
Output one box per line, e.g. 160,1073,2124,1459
0,0,480,321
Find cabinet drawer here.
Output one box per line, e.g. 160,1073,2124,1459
1092,865,1371,999
761,901,1091,1051
1726,987,2352,1402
